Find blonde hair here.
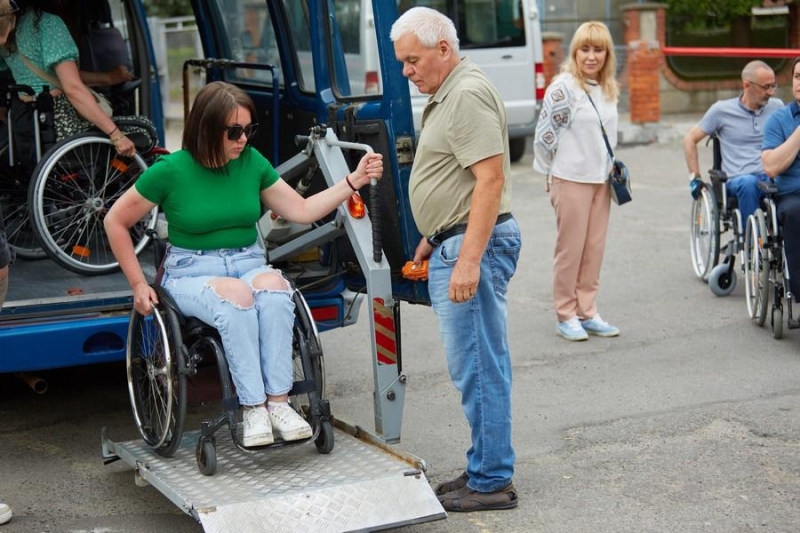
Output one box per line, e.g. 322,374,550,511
562,21,618,101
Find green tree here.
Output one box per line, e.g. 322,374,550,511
142,0,193,17
667,0,764,28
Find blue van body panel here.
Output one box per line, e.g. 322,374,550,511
0,316,129,372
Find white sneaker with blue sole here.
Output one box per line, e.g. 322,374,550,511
580,315,620,337
556,317,588,341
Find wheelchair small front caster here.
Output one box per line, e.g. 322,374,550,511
772,306,783,340
315,419,335,454
196,436,217,476
709,263,737,296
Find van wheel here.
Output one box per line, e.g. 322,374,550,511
509,137,526,162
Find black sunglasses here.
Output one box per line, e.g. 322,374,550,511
224,123,258,141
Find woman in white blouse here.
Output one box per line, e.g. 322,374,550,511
533,21,620,342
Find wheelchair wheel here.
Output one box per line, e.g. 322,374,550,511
196,436,217,476
287,290,333,453
689,185,720,281
126,297,187,457
708,263,736,297
744,213,769,325
772,305,783,340
0,144,46,259
27,133,157,275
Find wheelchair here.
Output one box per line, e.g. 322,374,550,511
0,83,162,275
125,239,334,476
689,136,744,295
743,180,797,339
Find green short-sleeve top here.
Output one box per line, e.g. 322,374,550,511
0,11,79,94
135,146,281,250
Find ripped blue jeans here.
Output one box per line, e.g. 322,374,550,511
161,244,295,406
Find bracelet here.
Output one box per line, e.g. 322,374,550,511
107,126,119,138
345,174,358,192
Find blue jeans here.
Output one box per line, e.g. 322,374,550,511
727,173,769,222
161,244,295,406
428,217,521,493
777,194,800,301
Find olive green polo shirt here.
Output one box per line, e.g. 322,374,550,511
409,57,512,237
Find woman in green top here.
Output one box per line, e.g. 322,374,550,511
105,81,383,447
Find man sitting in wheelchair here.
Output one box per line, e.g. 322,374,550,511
0,0,134,173
684,60,783,222
761,56,800,303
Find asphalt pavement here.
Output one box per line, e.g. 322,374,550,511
2,117,800,533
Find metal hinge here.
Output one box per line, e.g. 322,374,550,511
395,136,414,164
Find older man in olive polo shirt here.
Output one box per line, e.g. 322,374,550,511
391,6,522,513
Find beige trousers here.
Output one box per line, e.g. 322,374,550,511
549,178,611,322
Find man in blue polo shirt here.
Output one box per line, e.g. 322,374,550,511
684,60,783,222
762,56,800,300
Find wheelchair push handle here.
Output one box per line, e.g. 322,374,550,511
8,83,35,98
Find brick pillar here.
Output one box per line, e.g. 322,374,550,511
622,3,667,124
628,42,661,123
542,32,564,86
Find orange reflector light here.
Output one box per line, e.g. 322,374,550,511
311,306,339,322
72,245,91,257
111,157,129,172
348,193,366,219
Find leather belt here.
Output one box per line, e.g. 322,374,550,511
427,212,513,248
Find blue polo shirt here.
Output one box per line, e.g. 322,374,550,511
762,100,800,196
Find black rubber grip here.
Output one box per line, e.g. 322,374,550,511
370,181,382,264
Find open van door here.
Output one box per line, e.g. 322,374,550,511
186,0,426,443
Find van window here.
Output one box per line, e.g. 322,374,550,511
205,0,315,93
399,0,526,48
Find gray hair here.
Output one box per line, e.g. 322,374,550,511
742,60,773,80
390,6,459,53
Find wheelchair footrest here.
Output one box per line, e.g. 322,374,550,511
787,318,800,330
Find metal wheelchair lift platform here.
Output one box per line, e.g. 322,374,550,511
103,421,445,532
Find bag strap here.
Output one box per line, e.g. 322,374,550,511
586,91,615,162
18,52,62,91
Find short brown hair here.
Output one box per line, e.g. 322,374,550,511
182,81,257,169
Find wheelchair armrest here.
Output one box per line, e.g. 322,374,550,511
708,169,728,184
757,180,779,195
110,78,142,94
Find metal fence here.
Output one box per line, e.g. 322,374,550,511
147,16,203,124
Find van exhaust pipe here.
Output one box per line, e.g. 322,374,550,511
14,372,48,394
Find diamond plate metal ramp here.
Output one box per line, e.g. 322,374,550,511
103,422,446,532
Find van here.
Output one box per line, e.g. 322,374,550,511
351,0,545,162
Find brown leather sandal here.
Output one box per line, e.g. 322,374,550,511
434,471,469,496
437,483,518,512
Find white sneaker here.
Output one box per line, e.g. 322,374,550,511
243,406,274,447
0,502,11,525
268,403,312,441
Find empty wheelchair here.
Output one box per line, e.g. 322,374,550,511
743,181,796,339
125,242,334,476
0,84,161,274
689,137,743,295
